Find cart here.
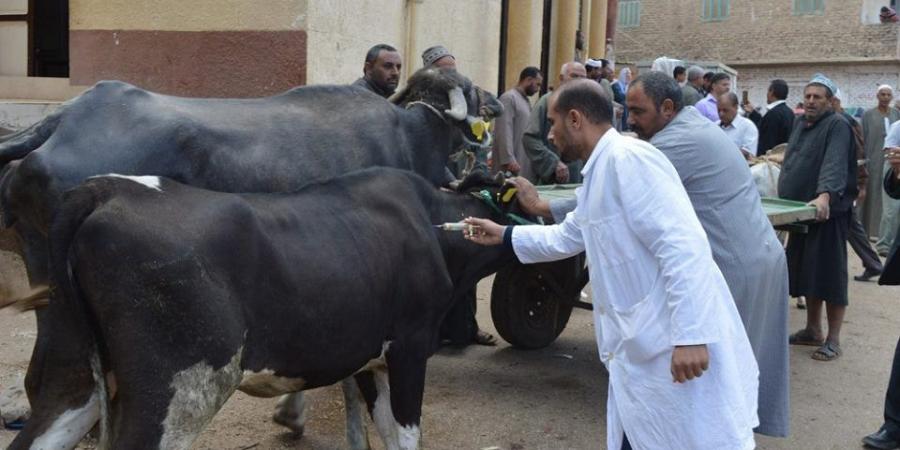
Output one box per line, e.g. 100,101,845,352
490,185,817,349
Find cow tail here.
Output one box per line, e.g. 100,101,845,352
0,105,65,165
49,179,114,447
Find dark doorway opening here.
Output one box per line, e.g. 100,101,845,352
31,0,69,77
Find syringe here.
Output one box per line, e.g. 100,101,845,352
434,222,476,233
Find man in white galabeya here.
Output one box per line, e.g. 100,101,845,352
463,79,759,449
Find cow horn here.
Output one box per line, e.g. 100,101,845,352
388,86,409,105
444,87,467,121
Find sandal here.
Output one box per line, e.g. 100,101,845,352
811,341,842,361
789,328,824,346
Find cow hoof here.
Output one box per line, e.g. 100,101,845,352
0,376,30,426
273,412,305,437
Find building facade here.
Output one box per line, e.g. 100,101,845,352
616,0,900,113
0,1,621,102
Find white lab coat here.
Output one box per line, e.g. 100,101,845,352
511,129,759,450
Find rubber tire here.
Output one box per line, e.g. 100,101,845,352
490,261,576,350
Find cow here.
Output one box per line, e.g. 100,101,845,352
0,67,499,431
7,167,523,450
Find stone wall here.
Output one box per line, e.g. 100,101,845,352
617,0,899,65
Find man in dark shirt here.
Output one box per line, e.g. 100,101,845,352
779,74,856,362
744,79,795,156
351,44,402,98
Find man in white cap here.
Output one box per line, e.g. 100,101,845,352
862,85,900,250
780,73,857,362
421,45,456,70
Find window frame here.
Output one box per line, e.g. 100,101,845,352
618,0,641,29
793,0,825,16
702,0,730,22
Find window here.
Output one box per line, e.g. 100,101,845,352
794,0,825,15
618,0,640,28
702,0,730,21
0,0,68,77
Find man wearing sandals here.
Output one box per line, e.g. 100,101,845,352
779,74,857,362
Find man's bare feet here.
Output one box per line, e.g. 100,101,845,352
475,330,498,346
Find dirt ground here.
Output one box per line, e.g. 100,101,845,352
1,255,899,449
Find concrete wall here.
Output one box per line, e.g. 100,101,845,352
305,0,406,86
306,0,502,92
617,0,900,65
68,0,308,97
3,0,504,100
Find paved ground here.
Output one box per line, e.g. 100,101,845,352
1,255,899,449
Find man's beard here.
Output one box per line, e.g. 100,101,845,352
630,124,651,141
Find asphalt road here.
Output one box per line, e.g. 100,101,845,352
1,255,899,449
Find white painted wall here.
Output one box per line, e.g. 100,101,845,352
305,0,502,91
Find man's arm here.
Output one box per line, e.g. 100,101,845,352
744,120,759,156
743,102,761,126
522,99,562,182
814,119,852,217
463,209,585,264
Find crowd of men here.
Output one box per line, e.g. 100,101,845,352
351,43,900,449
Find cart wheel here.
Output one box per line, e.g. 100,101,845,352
490,262,576,350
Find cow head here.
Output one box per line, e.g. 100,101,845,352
390,68,499,149
456,169,533,226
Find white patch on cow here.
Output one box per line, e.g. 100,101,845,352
29,391,99,450
341,378,370,450
158,350,242,450
238,369,306,398
398,424,421,450
94,173,163,192
372,368,400,450
272,393,308,434
356,340,392,373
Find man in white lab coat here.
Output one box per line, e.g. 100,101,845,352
464,79,759,450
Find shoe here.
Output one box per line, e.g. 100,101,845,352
855,268,884,282
863,427,900,449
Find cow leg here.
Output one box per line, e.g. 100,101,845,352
342,376,371,450
107,354,242,450
7,351,100,450
272,392,308,436
386,345,427,450
370,367,401,450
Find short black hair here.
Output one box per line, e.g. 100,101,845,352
630,71,684,112
709,72,731,85
769,79,789,100
720,92,739,107
519,66,542,82
552,79,614,125
365,44,398,64
703,71,714,81
673,66,686,78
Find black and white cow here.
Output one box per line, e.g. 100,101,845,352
0,67,499,434
8,167,521,450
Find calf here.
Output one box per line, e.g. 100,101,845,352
9,168,521,450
